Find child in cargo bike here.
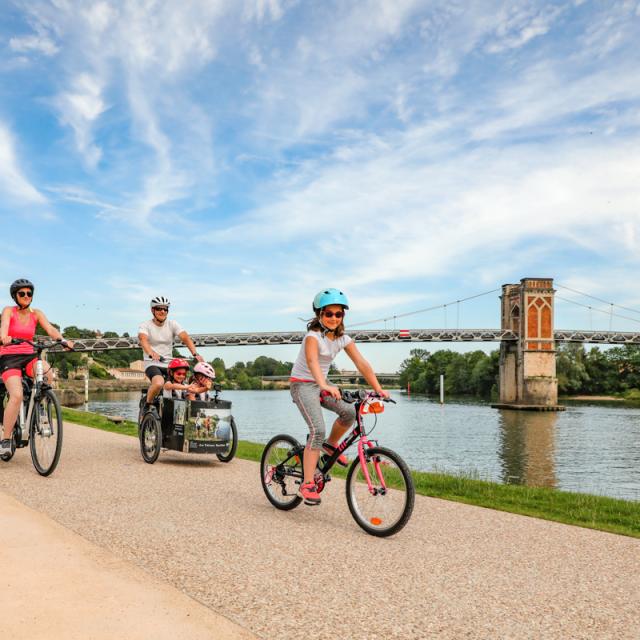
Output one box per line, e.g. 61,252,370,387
289,288,389,506
162,358,198,399
185,362,216,401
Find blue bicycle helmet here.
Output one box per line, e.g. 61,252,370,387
312,288,349,312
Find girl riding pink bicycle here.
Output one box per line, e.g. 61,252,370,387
289,288,389,505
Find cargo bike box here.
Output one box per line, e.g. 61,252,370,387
138,389,238,464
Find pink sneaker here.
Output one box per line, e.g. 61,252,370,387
298,481,321,505
322,442,348,467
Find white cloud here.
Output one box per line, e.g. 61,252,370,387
0,123,47,206
9,32,59,56
243,0,288,22
53,73,106,167
205,121,640,298
484,4,563,54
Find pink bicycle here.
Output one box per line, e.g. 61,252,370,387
260,389,415,537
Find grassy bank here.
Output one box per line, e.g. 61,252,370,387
61,407,640,539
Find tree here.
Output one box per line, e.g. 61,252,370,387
556,344,590,394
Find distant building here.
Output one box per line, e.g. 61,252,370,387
108,367,145,381
130,360,145,372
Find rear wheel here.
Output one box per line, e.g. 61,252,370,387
139,410,162,464
30,390,63,476
260,434,303,510
216,417,238,462
346,446,414,537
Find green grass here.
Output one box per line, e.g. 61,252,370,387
62,407,640,538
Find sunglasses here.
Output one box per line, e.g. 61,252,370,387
153,307,169,313
322,310,344,319
17,290,33,298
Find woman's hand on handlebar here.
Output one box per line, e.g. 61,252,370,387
375,388,390,399
321,384,341,400
2,335,13,346
149,350,161,361
62,339,75,350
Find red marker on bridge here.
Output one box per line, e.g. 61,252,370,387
398,329,410,339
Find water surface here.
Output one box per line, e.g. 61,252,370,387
87,390,640,501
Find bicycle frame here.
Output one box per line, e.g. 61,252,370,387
4,341,57,445
316,392,389,495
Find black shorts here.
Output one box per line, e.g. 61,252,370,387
145,366,168,381
0,353,36,373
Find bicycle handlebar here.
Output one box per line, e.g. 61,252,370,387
340,389,395,404
10,338,74,351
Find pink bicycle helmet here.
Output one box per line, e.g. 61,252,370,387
194,362,216,379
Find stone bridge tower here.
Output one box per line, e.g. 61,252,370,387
496,278,562,410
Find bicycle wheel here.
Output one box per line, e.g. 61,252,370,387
139,410,162,464
260,434,303,510
216,417,238,462
30,389,63,476
346,446,415,537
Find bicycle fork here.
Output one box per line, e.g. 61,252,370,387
357,438,388,496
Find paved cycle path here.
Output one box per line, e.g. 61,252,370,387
0,421,638,639
0,491,256,640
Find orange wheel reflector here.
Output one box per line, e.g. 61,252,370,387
370,517,383,526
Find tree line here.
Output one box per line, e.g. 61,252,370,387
398,345,640,398
555,344,640,396
398,349,499,397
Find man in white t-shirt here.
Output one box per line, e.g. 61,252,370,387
138,295,204,408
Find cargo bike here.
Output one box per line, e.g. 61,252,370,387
138,383,238,464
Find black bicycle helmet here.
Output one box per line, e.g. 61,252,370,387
10,278,34,303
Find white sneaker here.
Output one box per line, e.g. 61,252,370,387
0,439,12,456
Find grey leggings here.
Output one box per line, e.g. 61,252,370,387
290,382,356,449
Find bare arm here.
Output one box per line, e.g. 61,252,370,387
344,342,388,397
164,381,199,392
178,331,203,362
34,309,74,349
138,333,160,360
1,307,12,345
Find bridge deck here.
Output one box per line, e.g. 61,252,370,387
63,328,640,351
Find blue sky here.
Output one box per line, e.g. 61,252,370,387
1,0,639,370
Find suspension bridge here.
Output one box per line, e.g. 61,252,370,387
53,278,640,410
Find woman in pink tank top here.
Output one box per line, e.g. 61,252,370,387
0,279,74,457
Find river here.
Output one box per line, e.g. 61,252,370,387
87,390,640,502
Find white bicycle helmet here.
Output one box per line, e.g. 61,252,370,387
194,362,216,379
150,295,171,309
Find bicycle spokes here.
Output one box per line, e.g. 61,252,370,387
346,448,414,536
30,391,63,476
260,435,304,510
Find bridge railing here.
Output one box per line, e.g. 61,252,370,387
56,328,640,352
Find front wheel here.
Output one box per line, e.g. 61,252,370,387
346,446,415,537
260,434,303,510
30,389,63,476
216,417,238,462
139,411,162,464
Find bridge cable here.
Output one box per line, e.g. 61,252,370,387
556,283,640,316
349,288,500,328
556,296,640,326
